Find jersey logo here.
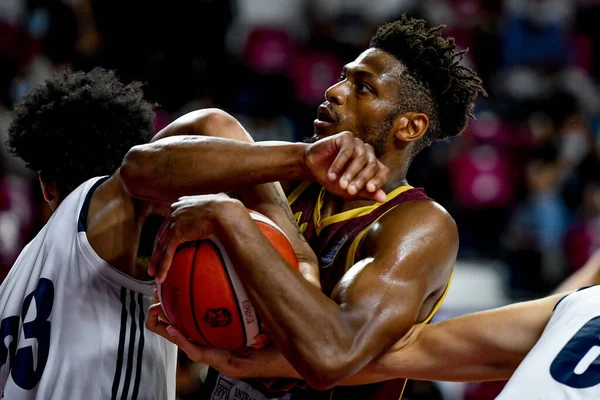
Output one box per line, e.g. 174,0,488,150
0,278,54,391
205,308,232,327
319,234,348,269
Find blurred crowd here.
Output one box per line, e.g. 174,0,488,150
1,0,600,397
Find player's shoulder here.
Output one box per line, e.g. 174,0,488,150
363,199,458,262
377,199,457,237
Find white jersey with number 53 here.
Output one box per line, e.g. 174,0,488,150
0,176,176,399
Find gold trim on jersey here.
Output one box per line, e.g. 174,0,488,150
313,185,414,236
343,207,454,325
287,181,313,206
288,181,453,400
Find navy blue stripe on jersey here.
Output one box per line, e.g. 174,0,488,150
78,176,109,232
120,290,138,400
111,288,128,400
131,293,146,400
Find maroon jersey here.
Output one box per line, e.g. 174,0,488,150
285,181,450,400
200,182,452,400
289,181,432,295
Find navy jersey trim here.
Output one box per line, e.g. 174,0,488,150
111,288,129,399
78,176,109,232
120,291,139,400
112,289,146,400
131,293,146,400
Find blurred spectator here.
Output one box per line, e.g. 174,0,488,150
0,152,34,281
176,350,204,400
564,180,600,272
503,146,571,296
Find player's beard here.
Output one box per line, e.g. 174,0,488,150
303,112,395,157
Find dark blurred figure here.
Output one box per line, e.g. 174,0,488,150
176,350,204,400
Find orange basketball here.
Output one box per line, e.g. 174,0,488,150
157,210,298,349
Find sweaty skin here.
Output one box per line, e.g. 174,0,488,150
148,48,458,390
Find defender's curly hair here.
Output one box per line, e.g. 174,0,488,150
7,68,154,193
370,15,486,154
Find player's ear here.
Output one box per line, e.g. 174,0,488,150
39,172,60,211
393,113,429,143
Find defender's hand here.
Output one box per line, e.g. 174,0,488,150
305,132,389,203
149,194,247,283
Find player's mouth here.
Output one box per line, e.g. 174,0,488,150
314,105,337,128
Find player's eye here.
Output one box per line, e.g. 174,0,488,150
338,74,346,82
356,81,371,93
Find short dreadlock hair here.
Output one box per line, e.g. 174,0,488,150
7,68,154,194
370,15,486,154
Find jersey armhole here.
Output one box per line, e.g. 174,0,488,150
552,285,597,312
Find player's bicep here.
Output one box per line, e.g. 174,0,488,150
326,204,458,369
331,256,428,347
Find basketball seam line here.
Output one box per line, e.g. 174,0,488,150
212,238,248,349
190,241,215,347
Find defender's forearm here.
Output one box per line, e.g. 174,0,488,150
120,136,309,203
120,109,310,203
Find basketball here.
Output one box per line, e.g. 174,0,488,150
157,210,299,349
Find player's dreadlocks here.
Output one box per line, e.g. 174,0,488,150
7,68,154,193
370,15,486,154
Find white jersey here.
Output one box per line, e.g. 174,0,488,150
497,285,600,399
0,176,177,399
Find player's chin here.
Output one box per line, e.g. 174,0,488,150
312,121,339,140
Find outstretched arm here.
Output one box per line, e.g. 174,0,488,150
120,109,388,205
553,250,600,294
149,292,564,384
364,292,564,383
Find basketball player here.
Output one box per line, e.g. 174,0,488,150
146,16,485,400
0,69,387,398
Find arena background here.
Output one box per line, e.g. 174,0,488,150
1,0,600,398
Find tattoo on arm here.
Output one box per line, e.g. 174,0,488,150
269,183,307,243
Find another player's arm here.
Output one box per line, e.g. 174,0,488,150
152,197,457,390
345,292,563,383
553,249,600,293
